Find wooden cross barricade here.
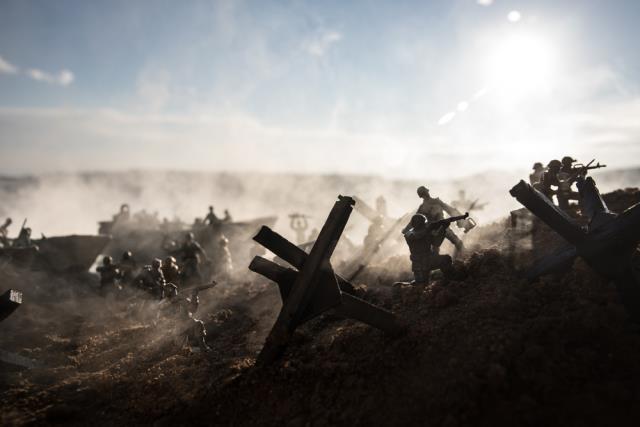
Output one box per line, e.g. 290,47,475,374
249,195,404,365
510,176,640,321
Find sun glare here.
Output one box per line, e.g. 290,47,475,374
484,32,555,100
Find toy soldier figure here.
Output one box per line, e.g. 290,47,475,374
0,217,11,248
414,186,472,255
162,283,214,352
162,256,181,286
363,216,385,255
556,156,580,210
537,159,562,201
118,251,138,285
134,258,167,299
13,226,33,248
223,209,233,222
289,213,309,244
402,214,465,285
97,256,121,293
204,206,220,225
211,235,233,281
529,162,545,185
179,232,209,285
375,196,388,217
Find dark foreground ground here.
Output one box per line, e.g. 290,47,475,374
2,188,640,427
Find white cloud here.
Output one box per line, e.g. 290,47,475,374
26,68,75,86
303,30,342,57
476,0,493,6
0,55,19,74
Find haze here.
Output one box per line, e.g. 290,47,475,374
2,0,640,179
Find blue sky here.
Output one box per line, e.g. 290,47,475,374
1,0,640,177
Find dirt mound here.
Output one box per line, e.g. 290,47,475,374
2,189,640,426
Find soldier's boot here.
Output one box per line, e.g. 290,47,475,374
410,269,428,286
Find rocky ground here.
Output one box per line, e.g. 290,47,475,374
1,188,640,426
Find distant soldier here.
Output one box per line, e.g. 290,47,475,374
375,196,388,217
118,251,138,285
363,216,385,255
211,235,233,280
114,204,131,223
529,162,545,185
13,226,33,248
223,209,233,223
134,258,167,299
162,256,181,286
204,206,220,225
402,214,464,285
414,186,471,255
538,159,562,201
289,213,309,244
0,217,12,248
96,256,121,293
179,232,208,285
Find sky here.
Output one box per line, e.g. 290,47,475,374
1,0,640,178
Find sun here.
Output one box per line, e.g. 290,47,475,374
484,31,555,100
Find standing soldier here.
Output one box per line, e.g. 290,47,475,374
204,206,220,225
118,251,138,285
529,162,545,185
96,256,121,293
211,235,233,281
0,217,11,248
13,226,33,248
414,186,472,255
223,209,233,223
179,232,209,285
162,256,181,286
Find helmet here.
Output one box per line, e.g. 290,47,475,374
219,235,229,245
103,256,113,265
165,283,178,298
410,214,427,229
417,186,429,198
533,162,543,170
208,205,214,211
151,258,162,269
547,159,561,170
186,232,194,241
561,156,575,166
122,251,132,260
163,256,176,266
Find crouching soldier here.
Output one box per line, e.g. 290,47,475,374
163,282,216,352
135,258,167,300
402,213,468,285
96,256,121,294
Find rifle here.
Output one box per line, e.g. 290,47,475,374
571,159,606,177
183,281,217,296
426,212,469,231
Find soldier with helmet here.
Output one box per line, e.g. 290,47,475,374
211,235,233,281
529,162,545,185
135,258,167,299
162,284,212,352
556,156,581,210
179,232,209,285
118,251,138,285
96,256,121,293
402,213,453,285
537,159,562,200
162,256,181,286
414,185,472,255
